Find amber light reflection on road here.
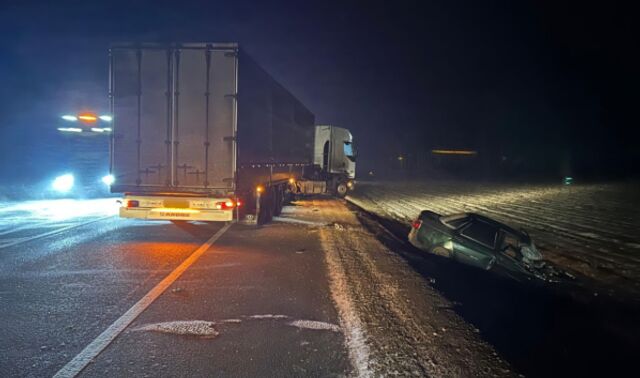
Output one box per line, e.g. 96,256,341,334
122,242,202,266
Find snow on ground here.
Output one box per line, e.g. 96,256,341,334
311,199,512,377
348,180,640,296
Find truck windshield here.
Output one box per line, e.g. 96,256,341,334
344,142,356,161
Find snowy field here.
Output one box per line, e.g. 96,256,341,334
348,181,640,296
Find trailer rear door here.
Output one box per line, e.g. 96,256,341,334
110,44,237,193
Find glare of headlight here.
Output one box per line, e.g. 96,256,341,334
91,128,105,133
52,174,74,193
99,115,113,122
62,115,78,121
57,127,83,133
102,174,115,186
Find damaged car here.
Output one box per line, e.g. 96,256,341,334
408,211,546,280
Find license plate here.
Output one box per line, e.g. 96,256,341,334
164,199,189,208
157,211,190,218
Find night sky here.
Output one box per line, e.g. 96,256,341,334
0,0,637,183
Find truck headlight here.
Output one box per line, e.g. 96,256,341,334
102,174,115,186
52,174,74,193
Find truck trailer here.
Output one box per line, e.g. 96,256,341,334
109,43,355,223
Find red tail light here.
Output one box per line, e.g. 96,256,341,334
411,219,422,229
126,200,139,208
215,201,236,210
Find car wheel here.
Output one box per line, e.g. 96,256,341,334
431,246,452,258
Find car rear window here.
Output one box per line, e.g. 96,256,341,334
461,220,498,248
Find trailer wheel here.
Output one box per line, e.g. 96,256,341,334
273,185,283,216
335,182,348,198
258,188,273,225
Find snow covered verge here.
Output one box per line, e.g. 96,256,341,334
348,181,640,298
311,199,511,377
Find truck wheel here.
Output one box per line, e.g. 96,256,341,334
258,189,273,225
335,182,348,198
273,185,283,216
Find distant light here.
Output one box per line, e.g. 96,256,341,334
99,115,113,122
431,149,478,156
563,176,573,185
103,127,112,132
102,174,115,186
397,156,404,161
78,113,98,123
52,174,74,193
288,177,295,184
58,127,83,133
61,115,78,121
91,128,105,133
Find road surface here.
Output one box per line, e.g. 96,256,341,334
1,193,638,377
0,197,509,377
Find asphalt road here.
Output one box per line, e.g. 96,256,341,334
4,195,636,377
0,199,349,377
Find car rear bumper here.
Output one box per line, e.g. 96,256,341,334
408,228,424,249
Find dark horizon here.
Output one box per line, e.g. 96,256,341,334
1,0,637,183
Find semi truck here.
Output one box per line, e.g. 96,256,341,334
109,43,355,223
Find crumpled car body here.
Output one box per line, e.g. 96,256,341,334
408,210,545,279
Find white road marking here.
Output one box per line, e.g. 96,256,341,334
0,216,114,250
53,222,232,378
288,319,341,332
